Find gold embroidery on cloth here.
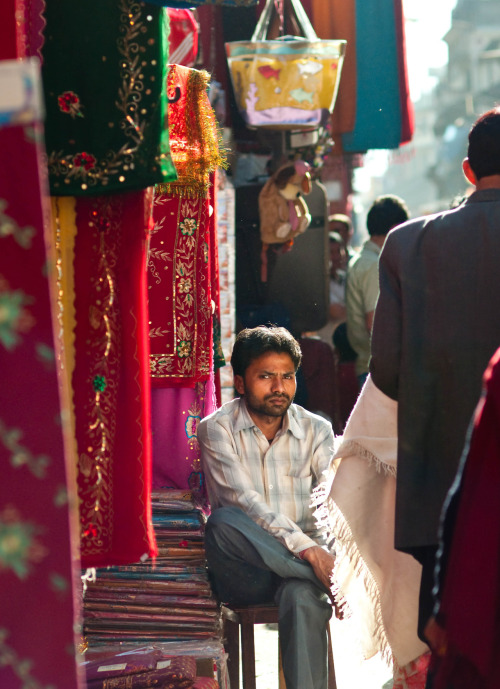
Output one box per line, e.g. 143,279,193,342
157,65,227,199
79,198,120,552
149,194,211,379
47,0,158,191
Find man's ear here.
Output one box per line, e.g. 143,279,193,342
234,374,245,395
462,158,477,186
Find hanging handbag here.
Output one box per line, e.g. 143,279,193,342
225,0,346,131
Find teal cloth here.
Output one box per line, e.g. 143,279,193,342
342,0,402,152
42,0,177,195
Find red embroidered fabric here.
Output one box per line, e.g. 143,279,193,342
73,191,157,568
0,122,83,687
148,191,213,387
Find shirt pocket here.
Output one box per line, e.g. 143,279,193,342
286,473,313,497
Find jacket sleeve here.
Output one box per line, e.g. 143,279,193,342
369,231,402,401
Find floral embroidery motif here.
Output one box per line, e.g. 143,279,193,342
92,375,107,392
177,340,192,358
0,277,34,350
0,628,55,689
177,277,192,294
57,90,84,118
73,152,96,171
180,218,197,236
0,506,47,579
0,200,35,249
0,418,50,479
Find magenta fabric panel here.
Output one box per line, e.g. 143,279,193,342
151,376,217,504
0,123,83,688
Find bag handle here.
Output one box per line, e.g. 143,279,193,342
251,0,318,43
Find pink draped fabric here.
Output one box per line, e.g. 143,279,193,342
151,377,217,505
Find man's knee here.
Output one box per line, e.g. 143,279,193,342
206,505,246,529
276,579,332,619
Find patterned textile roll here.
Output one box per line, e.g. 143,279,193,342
41,0,177,196
71,190,157,568
192,678,219,689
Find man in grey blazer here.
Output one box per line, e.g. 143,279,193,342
370,107,500,641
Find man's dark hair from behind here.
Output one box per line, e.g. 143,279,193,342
467,107,500,180
366,194,409,237
231,326,302,377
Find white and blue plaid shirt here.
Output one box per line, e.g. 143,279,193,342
198,397,334,555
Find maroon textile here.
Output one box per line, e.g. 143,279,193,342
0,122,82,687
393,0,414,144
73,191,157,568
16,0,47,59
299,337,338,425
431,348,500,689
0,0,18,59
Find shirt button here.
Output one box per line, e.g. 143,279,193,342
269,485,273,489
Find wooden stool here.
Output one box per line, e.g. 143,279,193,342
221,603,336,689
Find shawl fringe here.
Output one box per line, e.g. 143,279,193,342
313,484,397,670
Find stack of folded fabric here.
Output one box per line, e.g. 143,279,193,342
81,490,224,687
84,650,220,688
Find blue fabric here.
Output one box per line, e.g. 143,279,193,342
342,0,402,152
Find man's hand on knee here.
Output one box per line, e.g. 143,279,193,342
301,546,344,619
301,545,336,593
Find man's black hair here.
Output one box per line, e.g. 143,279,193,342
231,326,302,377
366,194,409,237
468,107,500,180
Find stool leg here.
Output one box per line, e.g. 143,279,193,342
327,623,337,689
240,621,257,689
278,644,286,689
224,618,240,689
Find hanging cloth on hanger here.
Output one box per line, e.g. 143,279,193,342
71,190,157,568
148,65,226,388
41,0,177,196
311,0,357,136
0,78,83,689
341,0,414,151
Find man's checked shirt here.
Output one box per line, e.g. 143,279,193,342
198,397,334,555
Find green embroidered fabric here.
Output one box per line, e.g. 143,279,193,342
42,0,177,196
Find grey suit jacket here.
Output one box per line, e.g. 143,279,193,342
370,188,500,551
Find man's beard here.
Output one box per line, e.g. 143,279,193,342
244,391,294,418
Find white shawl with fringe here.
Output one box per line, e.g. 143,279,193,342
313,375,429,669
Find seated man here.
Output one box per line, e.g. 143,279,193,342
198,326,336,689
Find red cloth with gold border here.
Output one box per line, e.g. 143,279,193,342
73,191,157,568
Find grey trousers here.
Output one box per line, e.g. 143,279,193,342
205,507,332,689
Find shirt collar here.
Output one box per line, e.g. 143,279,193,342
364,238,382,255
233,397,305,439
465,188,500,204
